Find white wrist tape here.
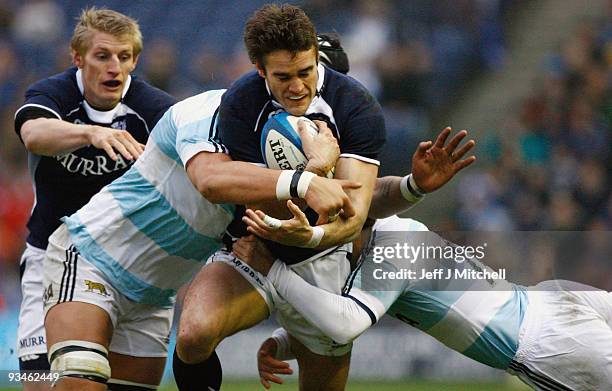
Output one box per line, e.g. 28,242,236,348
276,170,316,200
305,226,324,248
400,174,425,202
297,171,316,198
276,170,295,200
409,173,425,196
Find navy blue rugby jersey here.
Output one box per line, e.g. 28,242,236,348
14,67,176,249
217,63,386,264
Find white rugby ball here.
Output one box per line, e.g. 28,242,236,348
261,112,319,172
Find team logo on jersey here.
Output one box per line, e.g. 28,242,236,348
84,279,110,296
111,120,127,130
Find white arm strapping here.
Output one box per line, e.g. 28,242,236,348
268,261,376,345
270,328,295,360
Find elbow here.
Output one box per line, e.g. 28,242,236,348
328,325,362,345
20,126,39,152
194,174,222,203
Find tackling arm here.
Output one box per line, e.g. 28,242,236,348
186,151,360,219
267,260,378,344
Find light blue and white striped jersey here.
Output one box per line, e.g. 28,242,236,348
346,216,528,369
62,90,234,308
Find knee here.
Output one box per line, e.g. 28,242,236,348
176,316,221,364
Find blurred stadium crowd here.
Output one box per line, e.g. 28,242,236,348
0,0,610,303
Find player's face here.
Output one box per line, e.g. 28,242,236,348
72,31,139,110
258,47,318,116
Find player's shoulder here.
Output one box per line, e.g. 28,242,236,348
321,67,372,96
170,89,226,128
320,67,382,117
221,70,268,108
26,67,79,99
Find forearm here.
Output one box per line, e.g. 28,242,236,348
369,176,424,219
188,153,283,204
268,261,373,344
315,158,377,247
20,118,93,156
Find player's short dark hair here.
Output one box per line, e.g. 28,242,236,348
244,3,317,67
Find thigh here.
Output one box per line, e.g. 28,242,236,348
44,301,113,391
177,255,270,360
290,335,351,391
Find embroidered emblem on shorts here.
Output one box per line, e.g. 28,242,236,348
84,279,110,296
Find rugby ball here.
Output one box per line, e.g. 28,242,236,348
261,112,319,171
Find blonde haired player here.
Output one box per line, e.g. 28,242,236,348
14,7,175,390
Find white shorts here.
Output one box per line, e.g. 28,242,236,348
43,224,174,357
214,244,353,356
512,280,612,390
17,244,47,358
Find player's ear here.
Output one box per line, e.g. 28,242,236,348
72,49,83,68
255,62,266,78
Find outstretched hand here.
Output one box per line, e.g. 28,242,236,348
257,338,293,389
411,127,476,193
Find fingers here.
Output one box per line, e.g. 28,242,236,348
445,130,468,153
455,155,476,171
286,200,309,224
341,197,355,220
99,141,118,161
262,215,282,230
121,133,144,159
108,138,133,161
434,126,452,148
258,357,293,386
313,120,332,136
451,139,475,161
415,141,433,158
243,209,273,238
260,372,285,387
297,120,314,139
258,345,293,389
96,130,144,161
